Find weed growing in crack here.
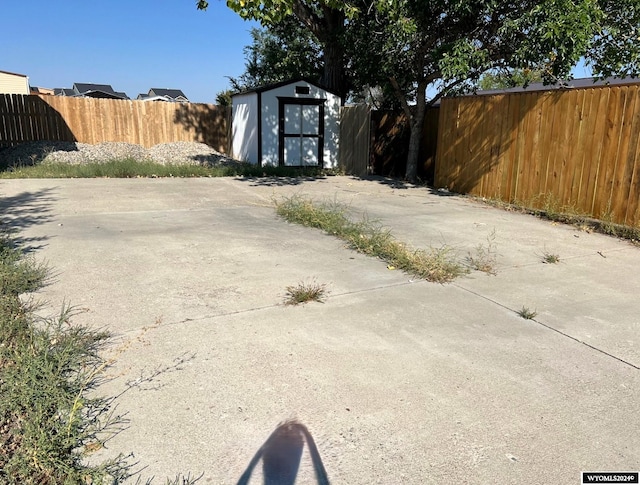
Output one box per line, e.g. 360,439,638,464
517,306,538,320
465,229,498,275
541,251,560,264
284,279,329,305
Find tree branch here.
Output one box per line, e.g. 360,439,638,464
389,76,413,120
292,1,326,40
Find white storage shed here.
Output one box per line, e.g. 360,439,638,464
231,79,341,168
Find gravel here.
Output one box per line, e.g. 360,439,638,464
0,141,243,168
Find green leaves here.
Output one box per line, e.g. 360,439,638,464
228,19,323,91
222,0,358,24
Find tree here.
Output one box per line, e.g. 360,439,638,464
349,0,640,182
229,19,323,91
215,89,233,106
350,0,604,181
197,0,355,101
198,0,640,182
478,68,544,91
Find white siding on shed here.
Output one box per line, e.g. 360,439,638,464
0,70,29,95
231,92,259,164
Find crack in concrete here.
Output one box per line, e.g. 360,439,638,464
454,283,640,370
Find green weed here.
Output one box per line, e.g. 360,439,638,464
275,195,466,283
541,251,560,264
0,233,200,484
0,158,331,179
517,306,537,320
476,193,640,243
284,280,329,305
465,230,498,275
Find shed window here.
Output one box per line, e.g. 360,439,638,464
295,86,310,95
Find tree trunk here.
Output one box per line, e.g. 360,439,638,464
405,80,428,182
405,114,424,183
297,4,347,102
322,37,347,102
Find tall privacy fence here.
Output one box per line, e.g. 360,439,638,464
0,94,230,153
435,83,640,226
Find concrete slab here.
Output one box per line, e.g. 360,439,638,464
0,177,638,484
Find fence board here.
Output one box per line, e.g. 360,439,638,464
528,92,544,199
436,83,640,226
339,105,371,176
621,94,640,224
0,94,230,153
610,87,634,223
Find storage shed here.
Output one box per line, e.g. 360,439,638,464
231,79,341,168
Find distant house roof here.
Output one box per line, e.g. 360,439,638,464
73,83,116,95
147,88,189,102
31,86,54,95
475,76,640,96
136,94,177,102
72,83,129,99
52,83,130,99
0,69,28,78
54,88,76,96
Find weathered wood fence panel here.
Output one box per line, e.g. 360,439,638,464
339,105,371,176
435,84,640,226
0,94,76,148
0,94,231,153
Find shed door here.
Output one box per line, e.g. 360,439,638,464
278,98,325,167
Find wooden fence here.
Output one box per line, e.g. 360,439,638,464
435,84,640,226
371,108,440,182
0,94,231,153
339,105,371,176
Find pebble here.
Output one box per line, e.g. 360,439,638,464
0,141,242,168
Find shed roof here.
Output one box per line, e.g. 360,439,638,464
232,78,338,97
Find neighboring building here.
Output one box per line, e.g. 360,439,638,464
30,86,54,95
231,78,341,168
54,83,129,99
0,70,30,95
54,88,76,96
137,88,189,102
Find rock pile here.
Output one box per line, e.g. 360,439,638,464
0,141,241,168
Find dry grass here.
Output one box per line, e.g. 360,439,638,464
275,195,466,283
283,280,329,305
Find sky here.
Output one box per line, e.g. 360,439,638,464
2,0,258,104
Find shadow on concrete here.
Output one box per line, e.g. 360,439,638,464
235,175,327,187
0,187,57,252
349,175,463,197
237,420,330,485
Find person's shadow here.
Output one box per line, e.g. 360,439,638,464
237,420,330,485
